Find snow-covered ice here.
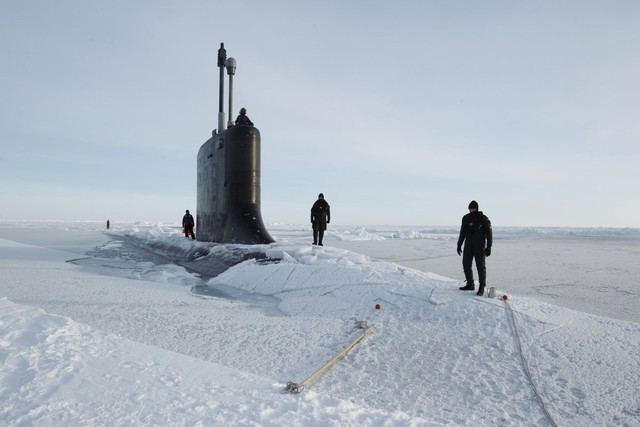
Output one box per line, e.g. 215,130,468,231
0,221,639,426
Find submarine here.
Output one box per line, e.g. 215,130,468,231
196,43,274,244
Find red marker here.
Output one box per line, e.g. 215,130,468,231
375,304,381,310
502,295,509,301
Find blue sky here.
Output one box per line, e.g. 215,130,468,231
1,1,639,227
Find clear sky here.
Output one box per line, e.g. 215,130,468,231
1,1,639,227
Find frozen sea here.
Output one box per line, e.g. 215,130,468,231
324,225,640,324
1,220,639,426
1,221,638,324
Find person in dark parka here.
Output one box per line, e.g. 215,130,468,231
457,200,492,296
182,209,195,240
234,107,254,126
310,193,330,246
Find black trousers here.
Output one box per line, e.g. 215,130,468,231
462,242,486,286
312,222,326,244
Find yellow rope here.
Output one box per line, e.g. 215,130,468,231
287,324,374,393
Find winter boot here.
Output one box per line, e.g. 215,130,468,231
459,282,475,291
476,285,485,296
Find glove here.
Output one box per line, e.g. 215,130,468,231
457,246,462,256
484,247,491,257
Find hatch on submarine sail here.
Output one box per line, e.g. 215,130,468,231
196,43,274,244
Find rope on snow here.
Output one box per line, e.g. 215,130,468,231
503,298,558,427
283,323,375,394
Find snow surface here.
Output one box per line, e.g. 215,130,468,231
0,221,639,426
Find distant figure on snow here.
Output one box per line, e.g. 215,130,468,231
310,193,330,246
235,107,254,126
106,220,110,230
457,200,492,296
183,209,195,240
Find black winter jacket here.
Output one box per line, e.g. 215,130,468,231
311,199,331,224
183,213,195,228
457,211,492,249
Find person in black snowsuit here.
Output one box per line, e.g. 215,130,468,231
234,107,254,126
457,200,492,296
310,193,330,246
182,209,195,240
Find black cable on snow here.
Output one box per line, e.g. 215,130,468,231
504,300,558,427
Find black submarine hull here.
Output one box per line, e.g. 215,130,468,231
196,125,274,244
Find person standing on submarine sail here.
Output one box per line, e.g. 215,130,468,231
311,193,330,246
457,200,492,296
235,107,253,126
182,210,195,240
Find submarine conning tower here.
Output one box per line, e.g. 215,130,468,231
196,42,274,244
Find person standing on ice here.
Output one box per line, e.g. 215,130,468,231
310,193,330,246
182,210,195,240
457,200,492,296
234,107,254,126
